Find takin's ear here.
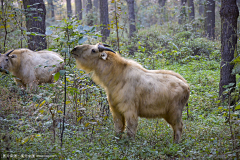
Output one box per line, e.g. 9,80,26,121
100,52,108,60
9,54,17,58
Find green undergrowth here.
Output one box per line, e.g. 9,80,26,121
1,56,239,159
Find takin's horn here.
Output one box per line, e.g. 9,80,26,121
103,44,111,47
5,49,14,56
98,45,116,54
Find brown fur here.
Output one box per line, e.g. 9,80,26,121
71,43,190,143
0,49,64,89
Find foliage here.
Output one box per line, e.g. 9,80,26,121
0,0,239,159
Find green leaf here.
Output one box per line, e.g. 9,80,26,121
235,104,240,110
59,70,66,76
78,36,88,44
45,30,53,35
77,25,83,31
54,72,60,81
21,137,29,144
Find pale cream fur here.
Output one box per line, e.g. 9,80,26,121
72,43,190,143
0,49,64,89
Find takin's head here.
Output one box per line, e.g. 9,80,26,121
0,50,17,74
71,43,116,72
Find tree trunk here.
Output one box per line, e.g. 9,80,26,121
86,0,92,13
23,0,47,51
75,0,82,20
199,0,204,16
158,0,167,24
48,0,55,20
204,0,215,39
179,0,187,24
93,0,98,10
66,0,72,18
126,0,136,38
99,0,110,42
219,0,239,100
187,0,195,21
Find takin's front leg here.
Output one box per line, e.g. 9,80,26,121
111,109,125,138
124,111,138,140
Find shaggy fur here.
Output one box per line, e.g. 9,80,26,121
71,43,190,143
0,49,64,88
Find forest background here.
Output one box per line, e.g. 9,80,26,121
0,0,240,159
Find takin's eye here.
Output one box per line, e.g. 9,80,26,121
5,59,8,61
92,49,96,53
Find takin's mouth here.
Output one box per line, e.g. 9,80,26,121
0,68,9,74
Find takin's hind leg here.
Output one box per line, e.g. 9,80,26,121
164,110,183,144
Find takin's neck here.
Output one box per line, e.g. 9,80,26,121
92,57,128,88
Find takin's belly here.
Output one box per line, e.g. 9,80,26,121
138,104,169,119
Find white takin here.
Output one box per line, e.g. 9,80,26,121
71,43,190,143
0,49,64,89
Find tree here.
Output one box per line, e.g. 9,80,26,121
126,0,136,38
93,0,98,11
66,0,72,18
99,0,110,42
179,0,187,24
204,0,215,39
219,0,239,100
48,0,54,20
199,0,204,16
158,0,167,24
23,0,47,50
86,0,93,25
86,0,92,13
187,0,195,21
75,0,82,20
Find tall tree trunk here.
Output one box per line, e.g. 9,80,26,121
199,0,204,16
66,0,72,18
48,0,55,20
93,0,98,11
126,0,136,38
86,0,93,25
204,0,215,39
75,0,82,20
158,0,167,24
86,0,92,13
99,0,110,42
179,0,187,24
23,0,47,51
219,0,239,100
187,0,195,21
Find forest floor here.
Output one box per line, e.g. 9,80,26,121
1,57,239,159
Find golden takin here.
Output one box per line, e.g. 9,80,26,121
71,43,190,143
0,49,64,89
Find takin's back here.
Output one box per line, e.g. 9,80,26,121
102,57,190,118
8,49,64,86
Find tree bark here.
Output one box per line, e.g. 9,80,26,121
219,0,239,100
99,0,110,42
199,0,204,16
48,0,55,20
126,0,136,38
158,0,167,24
204,0,215,39
187,0,195,21
86,0,92,13
179,0,187,24
66,0,72,18
93,0,98,11
75,0,82,20
23,0,47,51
